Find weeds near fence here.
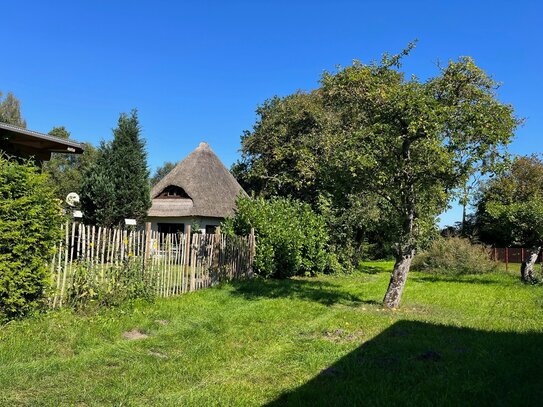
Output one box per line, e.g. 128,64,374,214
65,258,156,310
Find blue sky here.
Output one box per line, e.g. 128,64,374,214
2,0,541,226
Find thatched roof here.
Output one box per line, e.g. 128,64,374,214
148,142,246,218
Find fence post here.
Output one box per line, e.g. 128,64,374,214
184,225,195,292
248,228,256,278
144,222,151,266
213,226,221,278
505,247,509,272
189,228,196,292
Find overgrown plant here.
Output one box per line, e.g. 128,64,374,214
223,196,332,278
66,258,156,310
412,237,498,275
0,154,63,321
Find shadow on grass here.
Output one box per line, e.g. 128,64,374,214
267,320,543,406
228,278,369,306
358,265,391,275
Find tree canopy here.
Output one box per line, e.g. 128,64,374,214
476,155,543,282
234,45,520,307
150,161,176,187
43,127,98,201
0,91,26,128
81,110,151,226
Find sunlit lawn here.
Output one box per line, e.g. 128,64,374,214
1,262,542,406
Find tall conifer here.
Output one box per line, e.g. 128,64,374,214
81,110,150,226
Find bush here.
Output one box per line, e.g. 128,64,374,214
412,237,498,275
0,155,63,321
223,196,330,278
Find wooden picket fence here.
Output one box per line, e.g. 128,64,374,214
49,222,256,308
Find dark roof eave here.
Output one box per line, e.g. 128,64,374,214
0,122,85,154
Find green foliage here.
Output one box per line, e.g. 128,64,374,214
0,91,26,128
412,237,498,275
234,46,519,273
43,126,98,201
476,155,543,247
223,196,330,278
234,45,519,305
150,161,176,186
81,110,151,226
0,154,63,321
66,258,156,310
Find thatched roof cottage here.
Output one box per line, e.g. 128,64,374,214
147,142,246,234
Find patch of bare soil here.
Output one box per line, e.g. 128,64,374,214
122,329,149,340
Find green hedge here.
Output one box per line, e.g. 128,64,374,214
0,155,63,320
223,196,331,278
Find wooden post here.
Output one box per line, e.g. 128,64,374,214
183,225,191,292
213,226,221,278
189,227,196,292
248,228,256,278
505,247,509,272
144,222,151,266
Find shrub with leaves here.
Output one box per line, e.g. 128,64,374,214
66,258,156,310
0,154,63,321
412,237,498,275
223,196,330,278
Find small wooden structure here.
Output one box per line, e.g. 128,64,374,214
0,122,84,164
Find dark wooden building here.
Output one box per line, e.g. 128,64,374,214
0,122,84,164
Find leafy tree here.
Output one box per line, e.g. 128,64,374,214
0,154,62,320
43,127,98,201
150,161,176,186
236,44,519,307
233,91,386,267
0,91,26,127
81,110,151,226
476,155,543,282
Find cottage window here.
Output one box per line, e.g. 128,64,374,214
205,225,218,234
157,185,190,199
158,223,185,234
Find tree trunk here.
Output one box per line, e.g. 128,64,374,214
521,246,540,283
383,248,415,308
383,136,416,309
461,182,467,236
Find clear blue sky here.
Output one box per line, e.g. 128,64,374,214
2,0,541,226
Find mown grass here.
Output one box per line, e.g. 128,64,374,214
1,262,542,406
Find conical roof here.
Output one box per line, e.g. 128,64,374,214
148,142,246,218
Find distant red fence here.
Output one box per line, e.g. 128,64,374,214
490,247,542,264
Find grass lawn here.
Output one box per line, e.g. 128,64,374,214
1,262,543,406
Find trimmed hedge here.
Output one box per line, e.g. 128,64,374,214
0,155,63,321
